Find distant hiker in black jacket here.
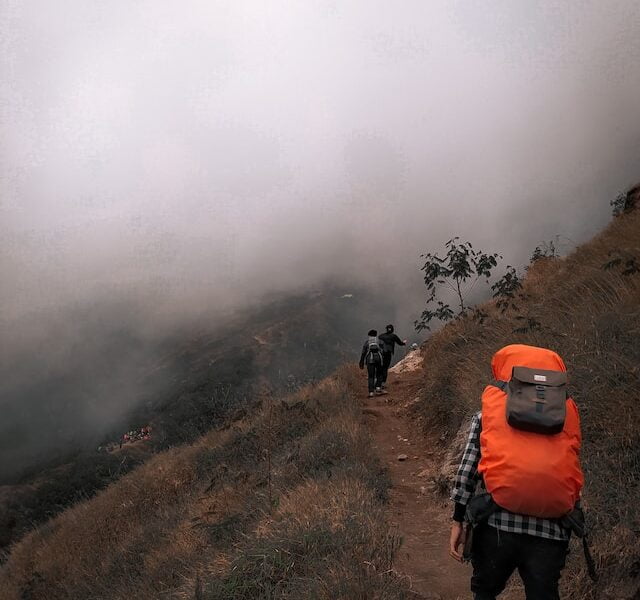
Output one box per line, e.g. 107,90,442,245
378,324,407,387
359,329,385,397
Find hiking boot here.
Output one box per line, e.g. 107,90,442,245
375,387,382,395
368,392,374,398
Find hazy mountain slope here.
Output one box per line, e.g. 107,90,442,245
413,202,640,599
0,286,395,555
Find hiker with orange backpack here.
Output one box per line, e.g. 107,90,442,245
449,344,595,599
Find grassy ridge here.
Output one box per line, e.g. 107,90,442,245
1,368,411,600
414,207,640,599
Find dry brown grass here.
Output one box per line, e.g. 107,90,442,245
1,374,409,600
1,429,236,599
195,476,407,599
413,208,640,599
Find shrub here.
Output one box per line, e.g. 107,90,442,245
416,238,502,331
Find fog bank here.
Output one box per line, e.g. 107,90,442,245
1,2,640,476
2,1,640,327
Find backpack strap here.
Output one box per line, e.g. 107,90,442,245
560,505,598,582
492,379,508,392
582,535,598,582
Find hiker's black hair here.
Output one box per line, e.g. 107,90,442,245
368,329,377,337
386,324,394,333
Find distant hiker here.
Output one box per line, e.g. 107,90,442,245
449,344,593,599
378,324,407,387
359,329,385,397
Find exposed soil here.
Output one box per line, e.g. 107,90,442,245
359,354,471,600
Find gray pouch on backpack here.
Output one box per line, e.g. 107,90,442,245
506,366,567,435
466,493,500,526
462,494,500,562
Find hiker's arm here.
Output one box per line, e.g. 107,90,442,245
393,334,406,346
449,521,467,562
452,502,466,522
449,413,481,562
450,412,482,516
359,344,367,368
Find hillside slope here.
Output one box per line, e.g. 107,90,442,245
0,287,395,556
413,204,640,599
0,370,416,599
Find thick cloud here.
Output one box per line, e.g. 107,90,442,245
2,1,640,325
1,3,639,474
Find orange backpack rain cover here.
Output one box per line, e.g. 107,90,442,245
478,344,584,518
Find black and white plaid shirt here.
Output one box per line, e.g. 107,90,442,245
451,412,570,541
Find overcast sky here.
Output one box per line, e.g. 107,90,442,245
2,0,640,327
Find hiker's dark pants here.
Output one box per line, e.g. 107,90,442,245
366,363,383,392
381,352,393,384
471,523,569,600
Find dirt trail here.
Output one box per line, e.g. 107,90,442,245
361,352,471,599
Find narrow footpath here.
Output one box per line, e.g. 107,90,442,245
360,351,470,600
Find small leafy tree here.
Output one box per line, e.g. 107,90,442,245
611,191,628,216
611,185,638,216
530,239,558,263
415,238,501,331
491,266,523,313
